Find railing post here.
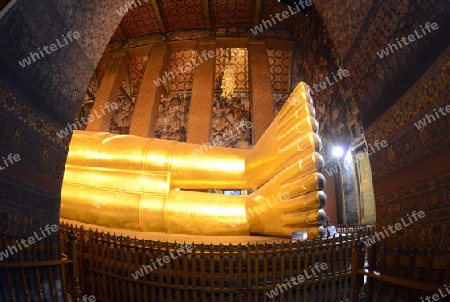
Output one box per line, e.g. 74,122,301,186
79,225,86,293
366,240,376,302
67,229,83,301
350,238,364,301
444,247,450,285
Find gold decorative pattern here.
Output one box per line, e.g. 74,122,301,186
0,82,68,148
121,3,161,36
169,50,197,92
365,52,450,143
211,0,251,26
129,56,148,95
161,0,205,29
267,49,291,92
106,0,299,43
364,50,449,183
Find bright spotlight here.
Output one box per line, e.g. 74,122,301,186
332,146,344,158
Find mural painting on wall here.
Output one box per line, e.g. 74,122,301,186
212,47,251,148
76,101,94,131
274,93,290,116
211,93,252,149
110,96,136,134
155,93,190,142
75,75,98,131
291,8,353,162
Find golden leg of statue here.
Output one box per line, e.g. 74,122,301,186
61,82,326,237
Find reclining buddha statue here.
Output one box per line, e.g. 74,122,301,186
60,82,327,238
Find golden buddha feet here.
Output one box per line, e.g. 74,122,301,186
244,83,327,237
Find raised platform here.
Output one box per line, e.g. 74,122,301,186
60,218,288,245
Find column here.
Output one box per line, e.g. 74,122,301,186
129,43,170,137
86,51,129,132
186,40,216,144
248,40,274,143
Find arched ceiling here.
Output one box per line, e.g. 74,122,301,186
0,0,379,128
105,0,376,73
108,0,300,42
314,0,373,60
2,0,446,132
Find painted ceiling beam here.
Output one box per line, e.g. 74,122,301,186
150,0,167,34
201,0,212,29
252,0,263,28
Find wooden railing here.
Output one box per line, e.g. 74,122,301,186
0,230,80,302
351,239,450,301
60,222,374,302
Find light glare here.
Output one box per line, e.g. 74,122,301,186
332,146,344,158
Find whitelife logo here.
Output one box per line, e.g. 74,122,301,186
414,103,450,130
131,244,193,279
76,295,96,302
250,0,314,35
0,153,21,171
266,262,328,298
116,0,149,16
376,22,439,59
363,210,425,247
309,69,350,96
420,282,450,302
18,31,81,68
0,224,59,261
55,102,118,139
